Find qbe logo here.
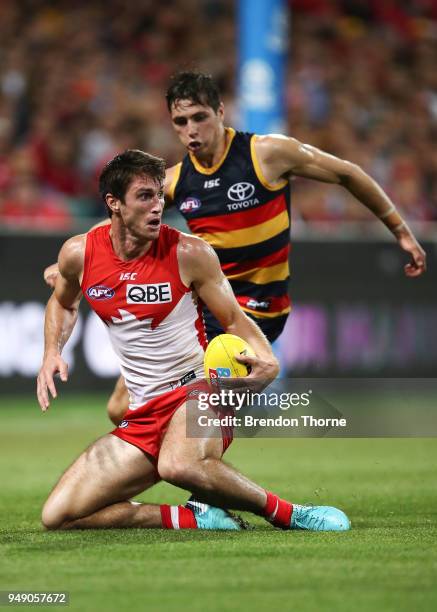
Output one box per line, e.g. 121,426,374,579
86,285,115,300
227,182,255,202
127,283,172,304
179,197,202,213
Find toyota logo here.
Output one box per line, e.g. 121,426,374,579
227,182,255,201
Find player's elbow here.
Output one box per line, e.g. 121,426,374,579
339,161,365,187
222,308,249,337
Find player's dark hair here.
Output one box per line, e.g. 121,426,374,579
166,71,221,112
99,149,165,217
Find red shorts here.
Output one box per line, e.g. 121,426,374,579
111,384,233,461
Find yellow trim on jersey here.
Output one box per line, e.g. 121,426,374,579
241,305,291,318
227,261,289,284
166,162,182,203
250,135,288,191
189,128,236,175
197,209,289,249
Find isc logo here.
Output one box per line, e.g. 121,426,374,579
87,285,115,300
204,178,220,189
127,283,172,304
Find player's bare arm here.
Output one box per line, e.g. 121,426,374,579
255,135,426,277
37,235,85,411
177,233,279,386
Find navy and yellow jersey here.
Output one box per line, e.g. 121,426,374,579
168,128,291,331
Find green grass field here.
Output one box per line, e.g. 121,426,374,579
1,394,437,612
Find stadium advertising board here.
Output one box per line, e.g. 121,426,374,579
1,234,436,393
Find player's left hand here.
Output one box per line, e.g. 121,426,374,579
395,230,426,278
235,353,279,391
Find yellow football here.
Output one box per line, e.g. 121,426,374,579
204,333,256,379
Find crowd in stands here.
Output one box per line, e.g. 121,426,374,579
0,0,436,231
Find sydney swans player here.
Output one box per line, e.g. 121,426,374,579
37,150,350,532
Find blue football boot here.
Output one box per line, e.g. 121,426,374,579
185,498,249,530
290,504,351,531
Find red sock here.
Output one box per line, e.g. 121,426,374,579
264,491,293,529
160,505,198,529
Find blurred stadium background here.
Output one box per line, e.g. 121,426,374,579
0,0,436,392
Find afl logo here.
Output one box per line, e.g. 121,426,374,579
227,182,255,202
179,197,202,213
87,285,115,300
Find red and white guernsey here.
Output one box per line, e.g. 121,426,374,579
81,224,207,409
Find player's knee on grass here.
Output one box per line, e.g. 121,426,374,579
41,498,70,530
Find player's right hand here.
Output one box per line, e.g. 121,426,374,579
395,229,426,278
43,263,59,288
37,353,68,411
